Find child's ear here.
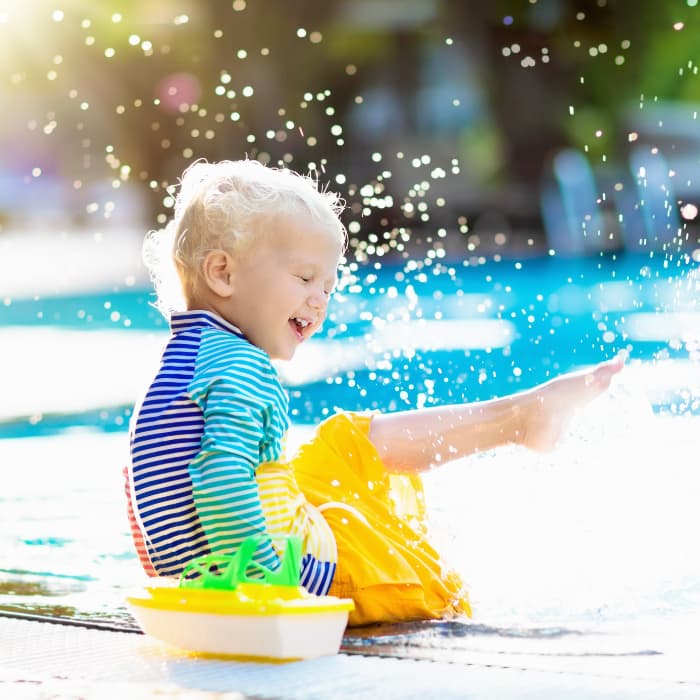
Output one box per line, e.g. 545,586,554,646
201,250,234,298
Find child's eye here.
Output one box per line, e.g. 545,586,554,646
297,275,311,283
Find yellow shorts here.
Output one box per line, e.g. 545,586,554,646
287,411,471,627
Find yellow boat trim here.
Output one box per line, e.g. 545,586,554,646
128,582,354,616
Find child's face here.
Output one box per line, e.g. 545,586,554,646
224,215,342,360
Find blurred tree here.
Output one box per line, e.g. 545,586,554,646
0,0,697,241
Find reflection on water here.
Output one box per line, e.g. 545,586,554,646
0,579,84,620
0,433,146,626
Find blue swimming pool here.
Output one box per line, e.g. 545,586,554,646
1,250,697,438
1,249,699,629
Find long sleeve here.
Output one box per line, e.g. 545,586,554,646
127,310,290,578
188,332,289,572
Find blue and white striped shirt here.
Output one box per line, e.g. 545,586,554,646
128,310,289,578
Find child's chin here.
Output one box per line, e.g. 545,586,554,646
276,348,296,362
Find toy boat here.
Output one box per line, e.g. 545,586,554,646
127,536,353,661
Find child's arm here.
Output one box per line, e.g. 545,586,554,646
189,354,287,571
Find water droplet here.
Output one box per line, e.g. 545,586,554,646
680,203,698,220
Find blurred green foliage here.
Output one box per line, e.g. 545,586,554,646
0,0,698,238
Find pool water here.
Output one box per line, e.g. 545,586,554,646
1,251,699,630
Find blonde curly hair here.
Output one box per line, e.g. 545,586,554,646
143,159,347,316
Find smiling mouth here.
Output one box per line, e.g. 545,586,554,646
290,317,311,339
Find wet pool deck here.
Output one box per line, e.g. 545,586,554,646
2,616,699,699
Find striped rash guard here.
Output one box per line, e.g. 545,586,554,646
126,310,335,594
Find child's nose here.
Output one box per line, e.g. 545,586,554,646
308,287,328,310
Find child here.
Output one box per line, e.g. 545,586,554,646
125,159,624,626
